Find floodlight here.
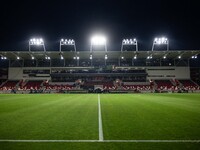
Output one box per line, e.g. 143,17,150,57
91,35,106,45
73,56,79,60
121,38,138,51
1,56,7,60
163,56,166,59
105,54,108,60
152,36,169,51
90,54,92,60
154,37,168,44
191,55,198,59
90,35,107,52
29,38,44,45
178,56,181,59
134,55,137,59
29,38,46,51
122,39,137,45
61,55,64,60
60,38,76,52
45,56,50,60
31,56,35,60
17,56,20,60
121,56,124,59
147,55,152,59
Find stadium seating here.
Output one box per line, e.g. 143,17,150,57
178,80,197,87
155,80,174,89
0,80,19,90
23,80,43,90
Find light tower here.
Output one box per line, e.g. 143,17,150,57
121,38,138,52
90,35,107,65
120,38,138,66
29,38,46,52
90,35,107,53
59,39,76,52
152,37,169,51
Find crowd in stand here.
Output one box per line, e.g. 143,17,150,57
0,79,200,93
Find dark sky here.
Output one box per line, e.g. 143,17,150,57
0,0,199,51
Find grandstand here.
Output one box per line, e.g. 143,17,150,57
0,38,200,150
0,37,200,94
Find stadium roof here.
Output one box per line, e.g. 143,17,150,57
0,50,200,60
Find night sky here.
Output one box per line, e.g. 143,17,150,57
0,0,199,51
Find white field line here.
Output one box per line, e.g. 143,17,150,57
98,94,104,141
0,140,200,143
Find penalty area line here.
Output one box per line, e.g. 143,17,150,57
0,140,200,143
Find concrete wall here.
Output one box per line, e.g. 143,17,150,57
146,66,190,80
8,66,190,81
8,67,51,80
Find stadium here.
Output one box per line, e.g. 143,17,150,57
0,36,200,150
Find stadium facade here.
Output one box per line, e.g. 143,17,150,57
0,39,200,93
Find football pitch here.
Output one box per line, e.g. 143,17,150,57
0,93,200,150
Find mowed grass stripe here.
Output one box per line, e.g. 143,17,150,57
101,94,200,140
0,94,98,140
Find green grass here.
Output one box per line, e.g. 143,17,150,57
0,93,200,149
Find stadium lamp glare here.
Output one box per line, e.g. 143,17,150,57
60,39,75,45
90,54,92,60
29,38,46,52
45,56,50,60
105,54,108,60
152,36,169,51
154,37,168,45
91,35,106,45
147,55,153,59
29,38,44,45
121,38,138,52
122,38,137,45
1,56,7,60
191,55,197,59
59,39,76,52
